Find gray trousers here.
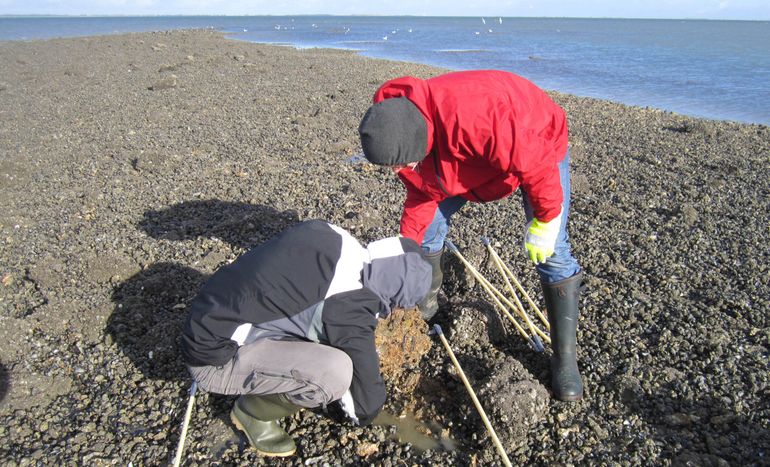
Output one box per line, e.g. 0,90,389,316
188,338,353,409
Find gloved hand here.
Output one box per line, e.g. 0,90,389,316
524,210,562,264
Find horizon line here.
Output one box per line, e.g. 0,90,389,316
1,14,769,22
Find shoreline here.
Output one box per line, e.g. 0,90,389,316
0,29,768,465
1,19,768,125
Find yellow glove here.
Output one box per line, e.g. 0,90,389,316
524,210,562,264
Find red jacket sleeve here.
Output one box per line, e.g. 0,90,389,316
517,163,563,222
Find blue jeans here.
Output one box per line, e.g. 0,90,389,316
421,150,581,284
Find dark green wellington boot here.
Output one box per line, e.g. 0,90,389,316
230,393,301,456
418,249,444,321
541,272,584,401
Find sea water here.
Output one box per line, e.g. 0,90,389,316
1,16,768,124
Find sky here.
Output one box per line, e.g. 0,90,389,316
0,0,769,20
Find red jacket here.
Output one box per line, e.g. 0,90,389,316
373,70,568,244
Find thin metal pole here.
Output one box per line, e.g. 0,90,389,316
446,240,545,351
481,239,549,341
431,324,512,467
485,241,549,330
446,241,532,342
475,258,550,344
172,381,198,467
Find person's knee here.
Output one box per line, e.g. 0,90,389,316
187,364,231,395
284,352,353,408
322,352,353,402
421,242,444,255
421,228,446,254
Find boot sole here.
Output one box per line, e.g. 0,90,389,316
555,392,583,402
230,410,296,457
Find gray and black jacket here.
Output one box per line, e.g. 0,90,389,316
181,220,431,425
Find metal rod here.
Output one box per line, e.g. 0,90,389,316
473,260,549,347
476,271,540,348
481,240,549,343
431,324,512,467
445,241,532,343
485,241,550,330
480,240,547,340
172,381,198,467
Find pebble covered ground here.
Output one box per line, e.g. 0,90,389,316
0,30,768,466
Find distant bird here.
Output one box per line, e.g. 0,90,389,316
475,31,480,35
408,28,413,33
383,35,388,40
243,28,247,32
488,29,493,33
499,17,502,24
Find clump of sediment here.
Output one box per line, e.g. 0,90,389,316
375,307,432,394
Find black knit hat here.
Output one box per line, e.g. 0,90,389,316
358,97,428,166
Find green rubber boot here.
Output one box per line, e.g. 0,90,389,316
418,249,444,321
541,272,584,402
230,393,301,457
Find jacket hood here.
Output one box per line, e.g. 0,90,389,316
362,237,431,314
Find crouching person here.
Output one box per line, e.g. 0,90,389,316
180,220,431,457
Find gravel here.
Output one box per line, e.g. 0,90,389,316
0,29,768,466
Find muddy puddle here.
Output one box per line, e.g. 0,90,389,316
373,411,456,453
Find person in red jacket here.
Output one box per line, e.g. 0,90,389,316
358,70,584,401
